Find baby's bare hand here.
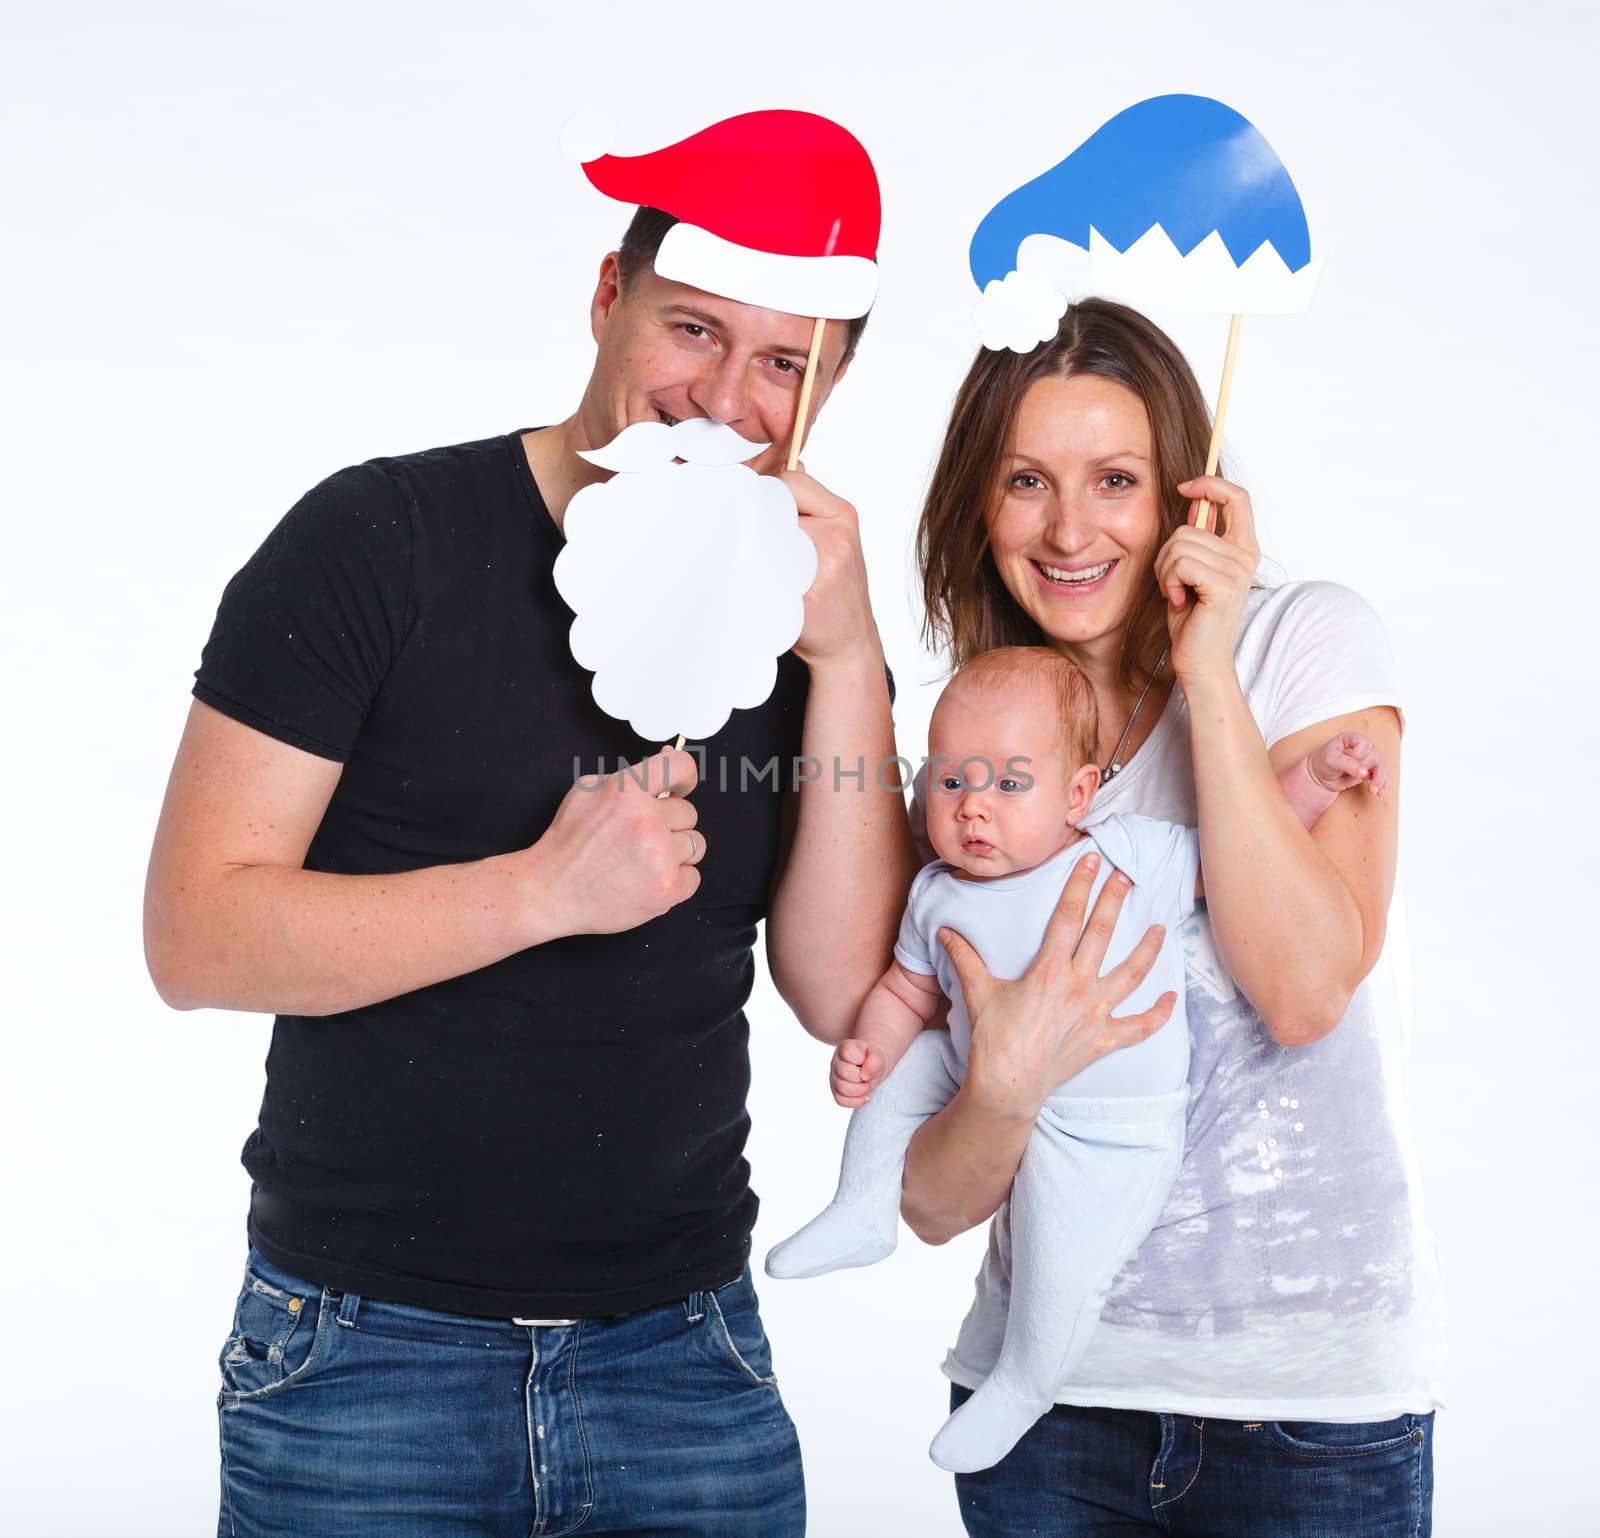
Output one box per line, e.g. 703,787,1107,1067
1308,731,1388,797
830,1038,886,1108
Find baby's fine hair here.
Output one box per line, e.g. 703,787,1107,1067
948,647,1099,771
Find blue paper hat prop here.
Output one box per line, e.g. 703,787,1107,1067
970,95,1323,353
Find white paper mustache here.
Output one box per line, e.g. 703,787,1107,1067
576,417,771,473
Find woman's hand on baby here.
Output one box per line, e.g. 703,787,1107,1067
830,1038,887,1108
937,854,1176,1123
1306,731,1388,797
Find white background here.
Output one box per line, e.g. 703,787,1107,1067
4,1,1596,1533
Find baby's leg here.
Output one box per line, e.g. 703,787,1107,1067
765,1029,962,1281
928,1089,1187,1472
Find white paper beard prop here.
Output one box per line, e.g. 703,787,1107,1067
552,419,819,743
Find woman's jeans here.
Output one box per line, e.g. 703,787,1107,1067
216,1250,805,1537
951,1385,1434,1537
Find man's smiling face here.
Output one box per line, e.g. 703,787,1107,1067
576,253,852,478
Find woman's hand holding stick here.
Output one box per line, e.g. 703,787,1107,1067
1157,474,1261,685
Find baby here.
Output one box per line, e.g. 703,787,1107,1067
764,645,1385,1473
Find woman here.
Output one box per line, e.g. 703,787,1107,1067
902,299,1442,1535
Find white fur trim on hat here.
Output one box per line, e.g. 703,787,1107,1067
654,222,877,320
972,269,1069,353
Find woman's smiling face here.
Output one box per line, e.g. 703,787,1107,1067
986,373,1163,651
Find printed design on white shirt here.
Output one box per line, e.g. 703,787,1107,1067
1101,929,1415,1338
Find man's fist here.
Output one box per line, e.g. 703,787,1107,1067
527,748,706,936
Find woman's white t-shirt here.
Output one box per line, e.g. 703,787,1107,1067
940,581,1446,1421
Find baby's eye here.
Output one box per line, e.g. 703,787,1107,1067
997,778,1025,793
939,776,963,793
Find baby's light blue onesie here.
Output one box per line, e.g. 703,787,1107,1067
766,813,1199,1472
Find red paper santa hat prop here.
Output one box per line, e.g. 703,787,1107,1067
580,110,880,320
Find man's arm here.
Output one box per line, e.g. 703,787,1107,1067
764,471,917,1043
765,650,916,1042
144,700,703,1016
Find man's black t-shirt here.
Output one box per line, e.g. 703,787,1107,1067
193,432,810,1318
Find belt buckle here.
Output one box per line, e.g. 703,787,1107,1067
512,1315,579,1326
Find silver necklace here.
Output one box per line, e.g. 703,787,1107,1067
1102,644,1170,783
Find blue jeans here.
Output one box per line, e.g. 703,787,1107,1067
216,1250,805,1537
950,1385,1433,1537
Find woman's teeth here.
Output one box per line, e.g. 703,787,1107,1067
1039,559,1114,585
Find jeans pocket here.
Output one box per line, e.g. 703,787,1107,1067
1266,1415,1426,1458
218,1258,334,1405
702,1274,778,1390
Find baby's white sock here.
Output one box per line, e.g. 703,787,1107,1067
765,1032,963,1283
928,1377,1052,1474
928,1089,1190,1472
763,1202,897,1279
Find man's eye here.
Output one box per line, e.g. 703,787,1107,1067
771,358,797,374
679,324,708,340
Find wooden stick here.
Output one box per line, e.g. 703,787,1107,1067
785,316,829,472
656,734,685,799
662,310,825,797
1195,314,1243,533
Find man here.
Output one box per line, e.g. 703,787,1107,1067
144,111,914,1535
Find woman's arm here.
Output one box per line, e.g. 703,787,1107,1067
1194,732,1389,904
1157,476,1400,1048
899,857,1176,1246
1190,692,1400,1046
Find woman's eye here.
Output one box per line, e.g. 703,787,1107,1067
1010,472,1043,491
1100,472,1134,490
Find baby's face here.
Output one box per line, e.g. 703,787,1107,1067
925,678,1096,879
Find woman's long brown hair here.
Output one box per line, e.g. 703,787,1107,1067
917,299,1216,690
